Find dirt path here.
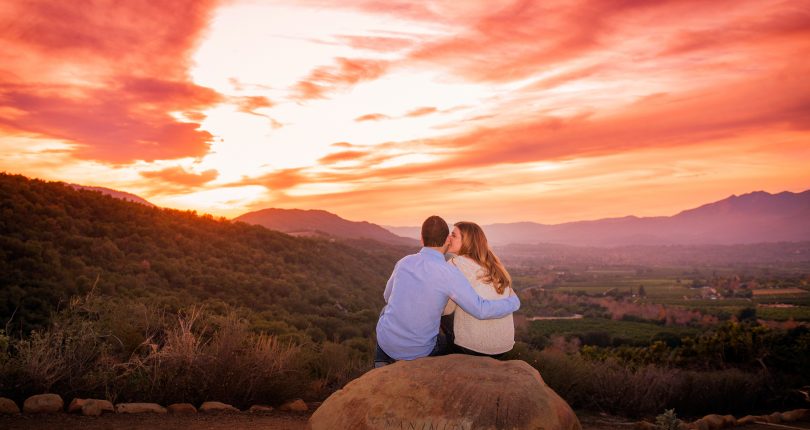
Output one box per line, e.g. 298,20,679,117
3,411,809,430
0,411,310,430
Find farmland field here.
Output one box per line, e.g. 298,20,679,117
526,317,700,346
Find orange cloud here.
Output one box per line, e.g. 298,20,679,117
319,150,369,164
404,106,437,117
293,58,389,100
355,113,390,122
235,96,274,115
140,166,219,187
238,169,308,191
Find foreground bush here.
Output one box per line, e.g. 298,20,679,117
507,343,775,418
0,293,370,408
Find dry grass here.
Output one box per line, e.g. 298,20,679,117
1,295,320,408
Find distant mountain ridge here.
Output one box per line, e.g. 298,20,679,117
386,189,810,246
67,184,155,207
235,208,418,246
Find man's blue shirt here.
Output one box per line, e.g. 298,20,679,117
376,247,520,360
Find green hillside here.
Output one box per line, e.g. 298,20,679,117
0,173,407,338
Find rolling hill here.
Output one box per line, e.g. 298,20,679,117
386,189,810,246
66,183,155,206
0,173,403,334
235,208,419,246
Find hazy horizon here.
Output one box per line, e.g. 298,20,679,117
1,1,809,225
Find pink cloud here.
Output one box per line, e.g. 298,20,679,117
335,35,416,52
0,0,224,163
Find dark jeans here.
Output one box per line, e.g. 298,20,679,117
374,332,448,368
451,343,507,360
441,314,507,359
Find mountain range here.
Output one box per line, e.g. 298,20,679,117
235,208,418,246
385,190,810,246
56,178,810,247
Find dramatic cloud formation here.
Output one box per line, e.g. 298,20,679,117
2,0,808,224
0,0,225,163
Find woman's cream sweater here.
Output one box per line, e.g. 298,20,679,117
443,255,515,354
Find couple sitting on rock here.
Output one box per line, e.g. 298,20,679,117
375,215,519,367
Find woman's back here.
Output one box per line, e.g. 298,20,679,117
447,255,515,354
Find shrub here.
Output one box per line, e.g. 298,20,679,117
528,349,772,418
656,409,681,430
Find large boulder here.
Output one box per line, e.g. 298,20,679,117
309,354,581,430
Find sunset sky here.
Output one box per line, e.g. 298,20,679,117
1,0,809,226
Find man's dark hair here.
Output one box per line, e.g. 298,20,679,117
421,215,449,247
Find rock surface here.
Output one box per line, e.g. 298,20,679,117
115,403,167,414
309,354,581,430
68,398,113,415
23,394,64,414
701,414,725,430
280,399,308,412
250,405,274,413
81,400,103,417
736,416,757,426
68,398,86,413
0,397,20,415
782,409,809,422
199,401,239,413
168,403,197,414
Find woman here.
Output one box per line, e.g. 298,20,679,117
443,221,515,357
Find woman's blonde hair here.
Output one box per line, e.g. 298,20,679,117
454,221,511,294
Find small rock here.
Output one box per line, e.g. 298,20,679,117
96,400,114,413
68,398,87,413
736,416,757,426
81,400,102,417
781,409,809,423
702,414,725,430
199,401,239,413
115,403,167,414
23,394,64,414
167,403,197,414
634,421,656,430
691,419,709,430
249,405,274,413
721,415,736,427
767,413,783,424
0,397,20,415
279,399,308,412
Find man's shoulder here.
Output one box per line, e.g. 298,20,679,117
396,253,420,265
396,253,459,274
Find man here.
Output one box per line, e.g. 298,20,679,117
375,215,520,367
